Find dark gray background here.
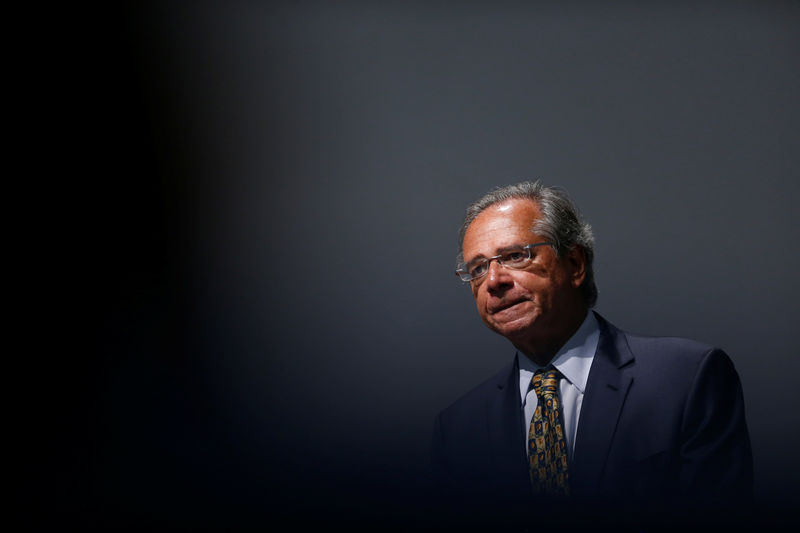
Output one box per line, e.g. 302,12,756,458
40,1,799,528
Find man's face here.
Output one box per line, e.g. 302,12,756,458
461,198,586,349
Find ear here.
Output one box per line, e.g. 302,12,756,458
565,246,587,288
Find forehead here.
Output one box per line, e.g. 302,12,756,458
462,198,542,260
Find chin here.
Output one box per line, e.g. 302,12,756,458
490,319,536,340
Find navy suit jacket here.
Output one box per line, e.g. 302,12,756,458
432,312,753,527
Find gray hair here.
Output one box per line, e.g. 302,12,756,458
457,180,598,308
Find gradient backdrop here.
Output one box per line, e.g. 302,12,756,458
41,1,800,528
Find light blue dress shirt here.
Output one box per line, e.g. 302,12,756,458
518,311,600,461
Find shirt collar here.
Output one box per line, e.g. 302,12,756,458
517,311,600,394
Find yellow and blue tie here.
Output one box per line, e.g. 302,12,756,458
528,368,570,496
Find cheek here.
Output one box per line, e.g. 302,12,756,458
471,284,485,303
473,290,490,315
473,292,486,312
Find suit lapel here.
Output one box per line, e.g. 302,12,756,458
571,313,634,498
487,355,531,495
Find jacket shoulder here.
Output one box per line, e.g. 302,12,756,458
597,312,724,368
625,331,719,362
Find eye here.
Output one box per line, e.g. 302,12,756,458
469,261,488,277
504,251,526,262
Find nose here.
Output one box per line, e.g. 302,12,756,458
485,259,513,293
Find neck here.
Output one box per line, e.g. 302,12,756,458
513,307,589,367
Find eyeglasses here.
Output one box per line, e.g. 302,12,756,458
455,242,554,282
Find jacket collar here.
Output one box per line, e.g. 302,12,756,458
570,311,635,498
487,355,532,499
484,312,635,500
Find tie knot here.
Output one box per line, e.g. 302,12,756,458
532,368,562,398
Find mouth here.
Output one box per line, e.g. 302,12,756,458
489,299,528,314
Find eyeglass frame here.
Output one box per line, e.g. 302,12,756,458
455,241,555,282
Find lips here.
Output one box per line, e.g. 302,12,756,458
489,298,528,314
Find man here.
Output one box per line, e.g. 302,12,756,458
432,181,752,528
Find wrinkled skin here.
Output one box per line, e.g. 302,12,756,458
462,198,588,365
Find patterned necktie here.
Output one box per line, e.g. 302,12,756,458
528,368,570,496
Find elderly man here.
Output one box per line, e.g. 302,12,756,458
432,181,752,528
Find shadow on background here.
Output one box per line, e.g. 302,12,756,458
24,1,800,529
